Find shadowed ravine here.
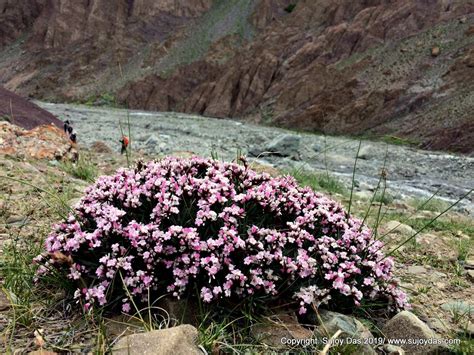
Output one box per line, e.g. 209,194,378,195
38,102,474,214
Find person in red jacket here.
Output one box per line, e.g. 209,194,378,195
120,135,129,155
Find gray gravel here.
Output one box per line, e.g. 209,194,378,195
38,102,474,214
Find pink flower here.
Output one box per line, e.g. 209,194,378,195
35,157,408,313
122,303,131,313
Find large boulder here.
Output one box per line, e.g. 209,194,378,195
250,134,301,159
382,311,447,354
112,325,202,355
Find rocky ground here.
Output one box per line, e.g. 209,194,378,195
0,105,472,353
40,102,474,214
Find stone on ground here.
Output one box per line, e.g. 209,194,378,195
382,311,446,354
0,290,11,311
156,297,199,326
250,134,301,159
380,344,405,354
251,312,312,348
384,221,415,236
357,145,378,160
465,257,474,269
314,310,376,354
112,325,202,355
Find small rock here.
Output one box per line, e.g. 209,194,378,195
466,270,474,281
68,198,81,208
312,310,376,354
407,265,427,274
6,215,27,225
357,145,378,160
105,314,145,339
156,297,198,326
311,143,323,152
427,318,449,333
91,141,113,154
314,310,373,339
466,322,474,336
441,301,474,315
380,344,405,354
431,46,440,57
355,191,373,200
0,290,11,311
144,134,160,146
251,312,312,348
459,16,467,24
248,161,280,176
73,185,87,194
28,351,58,355
384,221,415,236
455,231,470,241
112,325,202,355
382,311,446,354
464,257,474,269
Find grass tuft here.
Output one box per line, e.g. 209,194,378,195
61,154,97,182
289,169,346,195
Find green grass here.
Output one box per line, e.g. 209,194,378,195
380,135,419,147
284,4,297,13
157,0,256,77
84,93,117,107
289,169,347,195
452,336,474,355
372,191,395,205
0,235,43,327
384,212,474,236
409,197,451,213
61,154,97,182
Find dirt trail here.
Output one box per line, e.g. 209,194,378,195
38,102,474,214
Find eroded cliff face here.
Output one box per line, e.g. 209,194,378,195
118,0,474,153
0,0,473,153
0,0,44,47
28,0,213,49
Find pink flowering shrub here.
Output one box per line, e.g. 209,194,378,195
35,157,408,314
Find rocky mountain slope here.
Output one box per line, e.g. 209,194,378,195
0,0,473,153
0,87,61,129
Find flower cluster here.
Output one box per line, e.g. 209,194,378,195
36,157,408,314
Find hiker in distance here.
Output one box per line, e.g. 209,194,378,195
120,135,129,155
63,120,70,133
